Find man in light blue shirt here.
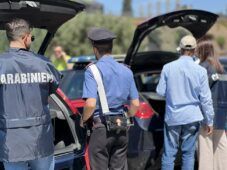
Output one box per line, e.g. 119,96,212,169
156,35,214,170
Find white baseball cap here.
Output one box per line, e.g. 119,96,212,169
177,35,197,51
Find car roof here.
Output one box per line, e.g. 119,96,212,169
68,54,126,64
219,57,227,64
68,54,127,70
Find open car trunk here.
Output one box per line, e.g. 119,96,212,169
125,9,218,66
0,0,85,54
133,51,179,124
125,10,219,125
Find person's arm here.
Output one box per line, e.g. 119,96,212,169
81,68,98,126
62,52,73,70
128,72,140,117
129,99,140,116
199,70,215,135
156,66,167,97
82,98,96,122
47,62,62,94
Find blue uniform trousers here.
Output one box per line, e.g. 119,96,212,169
3,155,54,170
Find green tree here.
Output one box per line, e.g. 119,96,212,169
0,31,8,52
216,36,225,49
175,29,189,46
122,0,132,16
148,30,162,50
46,13,135,58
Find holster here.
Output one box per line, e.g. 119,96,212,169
105,115,128,132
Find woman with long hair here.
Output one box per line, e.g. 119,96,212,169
196,38,227,170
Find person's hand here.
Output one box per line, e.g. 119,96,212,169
203,125,213,135
61,51,66,57
61,51,68,61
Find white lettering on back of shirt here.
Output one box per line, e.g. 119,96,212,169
0,72,54,85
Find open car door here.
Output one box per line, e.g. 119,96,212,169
49,93,85,170
0,0,85,54
125,9,218,73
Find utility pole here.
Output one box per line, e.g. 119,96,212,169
139,4,144,18
156,1,161,16
225,5,227,16
122,0,132,16
166,0,170,13
175,0,181,10
147,1,152,17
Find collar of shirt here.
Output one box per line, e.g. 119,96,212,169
98,55,114,62
179,55,194,61
8,48,29,53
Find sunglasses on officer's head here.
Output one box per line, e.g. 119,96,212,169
31,36,35,42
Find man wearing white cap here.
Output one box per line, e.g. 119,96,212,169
156,35,214,170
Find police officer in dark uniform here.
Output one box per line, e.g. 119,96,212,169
0,18,61,170
81,27,140,170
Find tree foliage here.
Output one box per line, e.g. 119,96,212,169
216,36,226,49
46,12,135,57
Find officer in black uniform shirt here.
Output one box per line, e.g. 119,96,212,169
0,18,61,170
81,27,140,170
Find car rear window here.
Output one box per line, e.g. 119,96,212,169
59,70,85,100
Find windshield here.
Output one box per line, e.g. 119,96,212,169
0,28,47,54
59,70,85,100
138,26,191,53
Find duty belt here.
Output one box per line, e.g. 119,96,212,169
93,115,128,132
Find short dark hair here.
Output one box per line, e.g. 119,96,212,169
5,18,32,41
93,42,113,55
181,48,195,56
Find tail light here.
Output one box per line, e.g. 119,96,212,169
56,88,79,115
135,102,155,119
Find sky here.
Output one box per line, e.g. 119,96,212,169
95,0,227,17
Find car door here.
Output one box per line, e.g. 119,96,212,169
0,93,84,170
49,93,85,170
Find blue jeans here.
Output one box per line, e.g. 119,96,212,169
162,122,200,170
3,155,54,170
